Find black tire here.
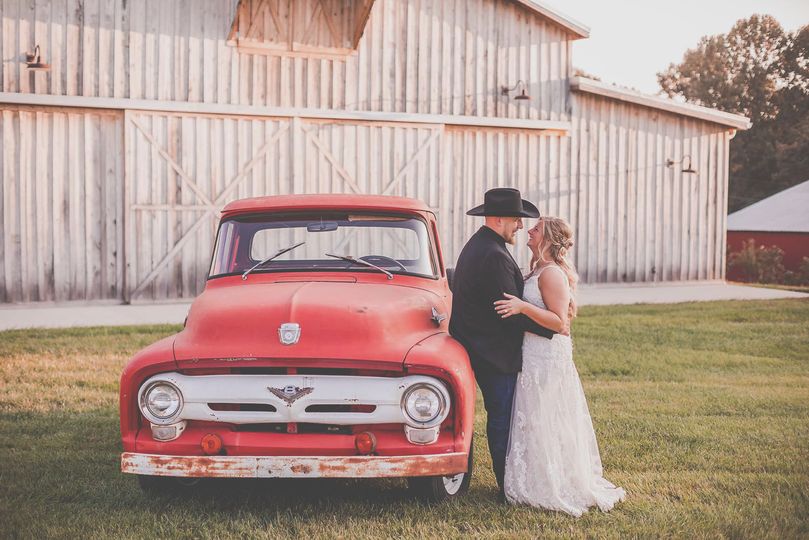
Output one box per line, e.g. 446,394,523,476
446,268,455,292
407,440,473,503
137,474,202,495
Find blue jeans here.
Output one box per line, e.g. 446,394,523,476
475,369,517,491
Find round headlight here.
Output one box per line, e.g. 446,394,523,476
402,384,446,426
140,381,183,424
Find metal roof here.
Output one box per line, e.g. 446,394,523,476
727,180,809,233
510,0,590,39
571,77,752,130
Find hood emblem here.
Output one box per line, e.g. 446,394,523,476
268,385,313,406
431,307,447,326
278,323,301,345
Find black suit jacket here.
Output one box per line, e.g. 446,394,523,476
449,226,556,374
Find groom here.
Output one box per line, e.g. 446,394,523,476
449,188,557,499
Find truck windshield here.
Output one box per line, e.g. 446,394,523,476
208,213,438,279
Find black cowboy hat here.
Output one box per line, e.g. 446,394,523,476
466,187,540,218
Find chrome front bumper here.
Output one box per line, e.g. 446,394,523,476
121,452,467,478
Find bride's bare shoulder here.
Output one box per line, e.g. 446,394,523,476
536,265,568,290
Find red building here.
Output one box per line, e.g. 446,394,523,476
727,180,809,280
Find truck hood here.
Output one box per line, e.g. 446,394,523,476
173,280,447,366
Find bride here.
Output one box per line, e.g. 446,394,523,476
494,216,625,516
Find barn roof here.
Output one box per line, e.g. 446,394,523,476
571,77,752,130
510,0,590,39
727,180,809,233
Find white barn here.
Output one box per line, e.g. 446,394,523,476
0,0,750,303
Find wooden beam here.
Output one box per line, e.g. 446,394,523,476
266,0,285,38
130,122,290,298
129,116,218,210
245,0,270,40
235,41,356,59
382,128,442,195
0,92,573,132
317,0,342,48
302,125,363,194
352,0,375,49
299,1,324,49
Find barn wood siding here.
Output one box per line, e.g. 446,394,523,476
569,92,730,284
442,126,569,268
0,98,731,302
0,105,124,303
123,111,448,301
0,0,572,121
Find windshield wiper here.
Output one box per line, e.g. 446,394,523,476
242,241,306,281
325,253,394,280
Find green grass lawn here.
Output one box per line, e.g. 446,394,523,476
1,300,808,539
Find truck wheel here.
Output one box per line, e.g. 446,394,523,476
407,441,473,502
137,475,202,495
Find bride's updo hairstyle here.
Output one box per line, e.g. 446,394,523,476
531,217,579,318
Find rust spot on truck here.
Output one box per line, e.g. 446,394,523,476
122,452,467,478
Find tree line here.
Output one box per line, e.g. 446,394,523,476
657,15,808,212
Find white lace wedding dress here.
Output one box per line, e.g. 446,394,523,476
504,265,626,516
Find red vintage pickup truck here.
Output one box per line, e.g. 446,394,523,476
119,194,475,501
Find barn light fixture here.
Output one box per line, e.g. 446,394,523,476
25,45,50,71
501,80,531,100
666,155,697,174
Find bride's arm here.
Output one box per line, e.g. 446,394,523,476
494,270,570,333
537,269,570,332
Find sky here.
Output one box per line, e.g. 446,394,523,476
542,0,809,95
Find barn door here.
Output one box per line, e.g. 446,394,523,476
123,113,443,302
441,127,572,267
293,119,444,257
123,111,291,302
294,119,442,199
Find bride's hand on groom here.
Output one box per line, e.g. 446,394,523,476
494,293,526,318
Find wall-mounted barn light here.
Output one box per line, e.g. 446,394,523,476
666,155,697,174
501,80,530,100
25,45,50,71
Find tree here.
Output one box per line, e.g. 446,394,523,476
657,16,809,212
773,25,809,191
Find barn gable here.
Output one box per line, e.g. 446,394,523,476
227,0,588,60
0,0,575,121
510,0,589,39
